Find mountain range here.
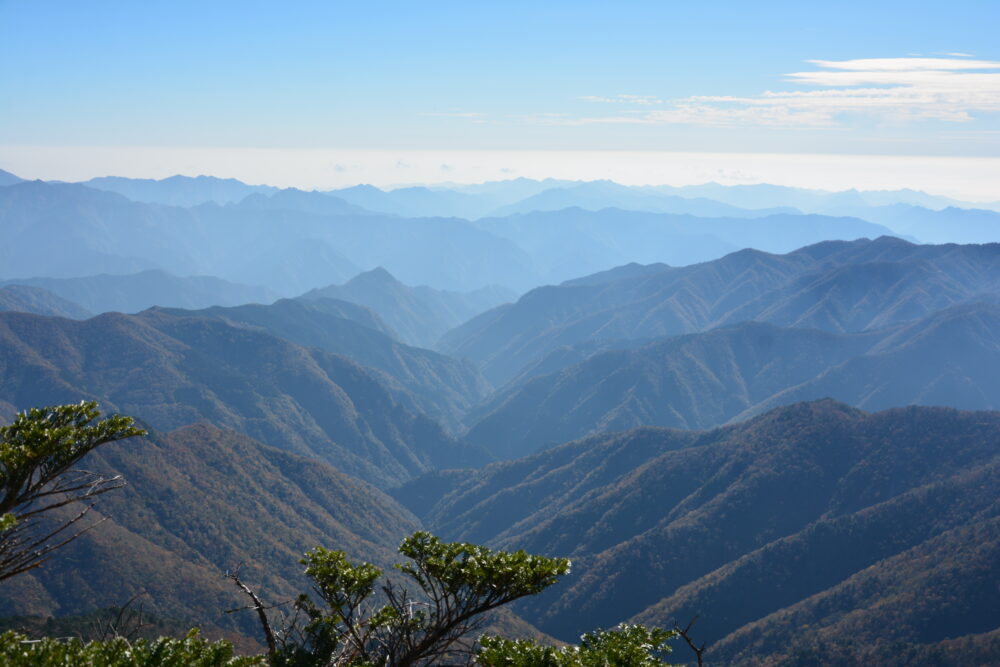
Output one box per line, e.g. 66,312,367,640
440,236,1000,386
4,167,1000,663
300,267,516,348
10,173,998,300
397,400,1000,664
0,180,539,292
82,174,278,206
0,284,91,319
153,297,491,431
1,270,277,315
463,302,1000,459
0,309,485,487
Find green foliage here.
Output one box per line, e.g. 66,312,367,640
0,628,263,666
477,624,677,666
260,531,571,666
0,401,145,581
395,532,569,604
0,401,144,513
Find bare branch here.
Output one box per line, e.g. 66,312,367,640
674,615,706,667
226,569,277,658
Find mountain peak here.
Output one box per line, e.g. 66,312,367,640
347,266,403,287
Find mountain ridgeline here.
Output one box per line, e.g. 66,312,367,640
397,401,1000,664
2,169,1000,663
463,302,1000,459
440,236,1000,386
0,308,486,488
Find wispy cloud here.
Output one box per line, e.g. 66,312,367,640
579,94,664,105
421,111,485,118
575,56,1000,128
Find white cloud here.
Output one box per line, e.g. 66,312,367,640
575,56,1000,128
579,94,663,105
421,111,485,118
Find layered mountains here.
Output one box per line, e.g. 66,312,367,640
300,267,515,348
463,302,1000,459
0,308,485,488
441,237,1000,386
398,400,1000,664
1,271,276,315
153,297,491,431
0,180,537,292
8,174,986,297
4,169,1000,663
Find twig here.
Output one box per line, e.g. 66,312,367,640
226,567,277,658
674,616,706,667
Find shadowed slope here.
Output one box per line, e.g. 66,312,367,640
0,309,485,487
154,298,491,431
464,302,1000,459
441,238,1000,386
402,401,1000,661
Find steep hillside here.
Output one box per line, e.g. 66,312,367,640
401,401,1000,662
0,284,91,319
154,298,491,430
0,310,484,487
0,424,420,639
301,268,515,348
464,303,1000,458
441,238,1000,385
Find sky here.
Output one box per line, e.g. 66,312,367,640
2,1,1000,198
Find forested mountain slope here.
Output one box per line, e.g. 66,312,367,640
0,310,485,487
464,302,1000,458
397,401,1000,663
154,298,491,430
0,284,91,319
441,237,1000,385
0,424,420,640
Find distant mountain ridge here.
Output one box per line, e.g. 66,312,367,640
0,169,24,187
82,174,278,206
154,297,491,430
472,206,901,285
0,284,91,319
1,270,277,314
0,309,485,487
440,237,1000,386
489,180,798,218
301,268,516,348
464,302,1000,458
0,180,540,291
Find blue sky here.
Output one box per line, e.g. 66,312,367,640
2,1,1000,194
